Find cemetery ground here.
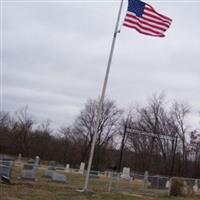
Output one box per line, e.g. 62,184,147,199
0,165,199,200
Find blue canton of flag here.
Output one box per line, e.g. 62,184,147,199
128,0,145,17
123,0,172,37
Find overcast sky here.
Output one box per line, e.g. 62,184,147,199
1,0,200,130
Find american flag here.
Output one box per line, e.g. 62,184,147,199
123,0,172,37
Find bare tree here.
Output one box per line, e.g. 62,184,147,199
170,102,190,176
0,112,11,153
11,106,35,156
189,130,200,177
126,95,180,175
72,98,123,169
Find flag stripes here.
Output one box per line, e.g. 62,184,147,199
123,3,172,37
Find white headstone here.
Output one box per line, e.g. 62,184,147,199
79,162,85,174
144,171,149,189
193,185,199,193
17,154,22,163
166,180,171,188
121,167,131,180
65,164,70,172
108,171,113,178
35,156,40,165
144,171,148,181
193,179,200,194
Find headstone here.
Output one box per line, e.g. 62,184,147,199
166,180,171,189
0,164,12,180
65,164,70,172
48,166,56,170
35,156,40,165
99,171,106,177
1,160,14,168
17,154,22,163
148,175,168,189
52,172,67,183
20,164,37,181
44,166,56,178
144,171,148,181
197,179,200,188
49,161,56,166
121,167,131,180
89,170,99,178
27,159,35,164
193,179,200,194
0,154,14,161
108,171,112,178
55,164,65,170
144,171,149,189
78,162,85,174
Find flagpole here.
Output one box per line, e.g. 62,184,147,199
83,0,124,191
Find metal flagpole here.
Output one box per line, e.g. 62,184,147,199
83,0,124,191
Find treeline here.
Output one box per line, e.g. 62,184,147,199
0,94,200,178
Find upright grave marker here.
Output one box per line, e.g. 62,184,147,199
0,164,12,181
17,154,22,163
20,164,37,181
65,164,70,173
79,162,85,175
35,156,40,166
44,165,56,178
121,167,131,180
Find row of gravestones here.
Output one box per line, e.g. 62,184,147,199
64,162,101,178
18,156,40,181
120,168,171,189
64,162,85,174
15,154,39,165
119,167,200,194
18,161,87,183
10,154,200,192
0,154,40,183
1,155,108,184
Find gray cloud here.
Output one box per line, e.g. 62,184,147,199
2,1,200,129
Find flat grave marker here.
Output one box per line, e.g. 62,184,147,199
52,172,67,183
44,165,56,178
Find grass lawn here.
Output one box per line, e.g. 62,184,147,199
0,164,199,200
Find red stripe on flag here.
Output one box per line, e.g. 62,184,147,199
141,16,170,28
143,10,171,25
123,23,164,37
125,14,167,32
124,19,163,35
145,5,172,22
126,12,169,28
